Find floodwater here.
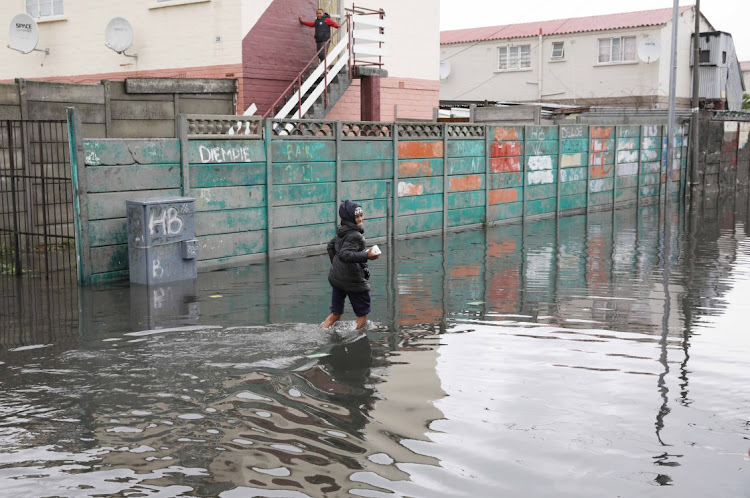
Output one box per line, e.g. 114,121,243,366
1,195,749,497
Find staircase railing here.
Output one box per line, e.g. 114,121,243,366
263,16,351,120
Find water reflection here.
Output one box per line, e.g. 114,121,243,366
0,194,749,496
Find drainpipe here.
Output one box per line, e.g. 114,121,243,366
690,0,701,194
538,29,543,102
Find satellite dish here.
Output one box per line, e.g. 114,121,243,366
637,38,660,64
8,13,39,54
440,60,451,80
105,17,134,53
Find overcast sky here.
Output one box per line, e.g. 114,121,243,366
439,0,749,62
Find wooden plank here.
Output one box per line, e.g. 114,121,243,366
110,100,175,120
447,140,484,158
273,222,336,250
189,140,265,164
199,230,266,260
448,206,484,227
196,207,267,236
398,158,444,178
272,162,336,184
273,183,336,206
84,139,181,165
194,185,266,211
342,179,391,200
448,157,485,175
88,189,181,220
273,202,336,228
89,218,127,247
86,164,181,193
190,163,266,188
341,140,393,161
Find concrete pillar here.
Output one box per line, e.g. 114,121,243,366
361,76,381,122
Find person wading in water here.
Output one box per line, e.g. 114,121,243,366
299,9,340,61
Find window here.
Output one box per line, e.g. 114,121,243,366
26,0,63,18
551,41,565,60
597,36,636,63
699,50,711,63
498,45,531,70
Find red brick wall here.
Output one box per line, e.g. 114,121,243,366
325,77,440,122
241,0,319,115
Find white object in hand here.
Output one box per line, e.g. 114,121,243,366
369,245,381,256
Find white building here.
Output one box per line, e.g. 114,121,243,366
742,61,750,97
1,0,439,120
440,6,718,109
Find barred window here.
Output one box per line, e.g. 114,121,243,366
498,45,531,70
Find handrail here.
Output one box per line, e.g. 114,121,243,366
263,16,351,119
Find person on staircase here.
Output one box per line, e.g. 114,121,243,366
299,9,340,62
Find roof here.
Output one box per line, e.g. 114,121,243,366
741,61,750,72
441,6,695,45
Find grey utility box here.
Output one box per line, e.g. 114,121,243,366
126,197,198,285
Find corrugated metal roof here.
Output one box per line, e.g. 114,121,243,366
441,6,695,45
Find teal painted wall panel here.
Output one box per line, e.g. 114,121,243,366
559,195,586,211
272,141,335,162
197,207,267,235
89,218,127,247
88,189,181,220
561,139,588,154
489,201,523,221
640,173,661,185
489,172,523,189
640,186,660,197
398,193,443,215
341,180,391,200
617,137,639,150
527,155,558,169
617,126,641,138
525,140,558,156
189,140,265,164
341,140,393,161
85,139,181,166
641,150,661,162
398,176,444,196
616,188,638,202
590,152,615,165
353,198,387,218
561,167,586,182
560,181,586,196
365,217,387,238
190,163,266,188
589,177,614,193
194,186,266,212
641,162,661,174
272,162,336,184
560,153,588,168
200,231,267,260
342,160,393,180
87,164,181,193
590,191,614,206
559,125,589,139
448,174,485,192
398,211,443,235
447,140,484,158
527,184,557,201
448,190,485,209
274,183,335,206
489,126,524,141
641,137,661,150
448,206,484,227
527,126,558,141
91,244,127,273
616,176,639,189
398,159,444,178
274,222,335,250
273,203,335,229
448,157,485,175
526,197,556,216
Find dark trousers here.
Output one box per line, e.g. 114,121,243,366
316,40,329,61
330,286,371,317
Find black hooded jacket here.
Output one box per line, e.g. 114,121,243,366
327,221,370,293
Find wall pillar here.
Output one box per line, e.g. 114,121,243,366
361,76,381,122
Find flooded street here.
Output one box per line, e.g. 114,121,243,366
1,196,749,497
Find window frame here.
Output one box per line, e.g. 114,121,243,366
497,44,532,72
550,41,565,61
149,0,211,10
25,0,64,20
597,36,637,65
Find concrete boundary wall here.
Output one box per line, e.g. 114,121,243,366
68,113,688,285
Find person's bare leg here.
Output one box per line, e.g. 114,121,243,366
321,313,341,329
355,314,368,330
